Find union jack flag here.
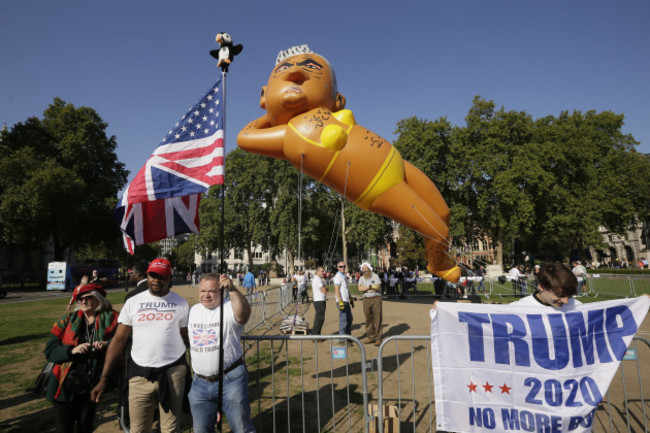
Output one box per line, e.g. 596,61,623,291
192,328,218,347
116,79,224,254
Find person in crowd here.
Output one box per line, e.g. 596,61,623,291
45,283,118,433
532,264,541,287
475,265,486,293
518,264,528,294
572,260,588,295
380,269,388,294
88,269,102,284
125,261,149,302
396,267,405,299
333,261,353,339
294,269,308,303
242,269,256,295
508,264,525,295
91,258,189,433
358,262,383,346
187,273,255,433
311,266,328,336
291,271,300,302
258,269,266,287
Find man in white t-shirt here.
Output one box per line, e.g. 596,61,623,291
509,265,526,295
187,273,254,433
333,261,352,338
92,258,189,433
511,262,581,311
358,262,383,346
311,266,328,335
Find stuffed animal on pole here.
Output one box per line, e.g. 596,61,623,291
209,32,243,73
237,45,459,283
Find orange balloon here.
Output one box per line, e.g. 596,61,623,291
237,46,459,283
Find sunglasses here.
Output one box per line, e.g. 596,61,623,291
78,295,95,303
338,265,346,268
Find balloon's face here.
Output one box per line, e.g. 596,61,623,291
261,53,343,126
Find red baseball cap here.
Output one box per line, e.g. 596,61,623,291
67,283,106,309
147,258,172,277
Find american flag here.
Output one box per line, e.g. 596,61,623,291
116,79,224,254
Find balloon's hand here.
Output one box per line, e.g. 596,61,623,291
240,114,274,131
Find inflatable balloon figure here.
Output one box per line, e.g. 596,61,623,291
237,45,460,283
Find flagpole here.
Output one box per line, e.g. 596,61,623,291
217,68,227,433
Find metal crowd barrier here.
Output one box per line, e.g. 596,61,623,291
374,335,650,433
241,334,370,433
587,274,650,299
244,285,292,334
373,274,650,301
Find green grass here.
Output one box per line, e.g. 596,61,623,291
0,291,126,343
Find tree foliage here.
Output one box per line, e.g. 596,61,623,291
196,149,274,267
0,99,128,259
394,96,650,265
173,239,196,273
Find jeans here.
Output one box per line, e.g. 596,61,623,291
338,302,352,336
188,364,256,433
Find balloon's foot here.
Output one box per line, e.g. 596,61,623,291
429,265,460,283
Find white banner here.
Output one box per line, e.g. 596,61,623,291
430,297,650,433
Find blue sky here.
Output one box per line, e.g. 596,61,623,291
2,1,649,188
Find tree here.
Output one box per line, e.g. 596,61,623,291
529,110,648,260
197,149,274,268
174,239,196,273
392,97,650,266
343,201,393,261
269,158,302,271
299,183,340,265
0,99,128,259
395,225,426,270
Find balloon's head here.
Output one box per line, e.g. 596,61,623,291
261,45,345,126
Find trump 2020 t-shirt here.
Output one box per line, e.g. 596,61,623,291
119,290,189,368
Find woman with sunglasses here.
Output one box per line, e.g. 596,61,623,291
44,283,118,433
